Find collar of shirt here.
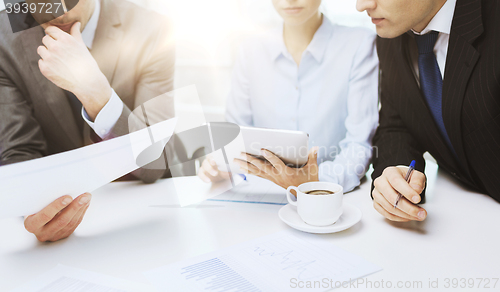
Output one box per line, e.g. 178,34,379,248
268,15,334,63
412,0,456,36
81,0,100,49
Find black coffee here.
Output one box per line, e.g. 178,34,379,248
305,190,334,195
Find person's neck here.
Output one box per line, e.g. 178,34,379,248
283,13,323,66
412,0,447,33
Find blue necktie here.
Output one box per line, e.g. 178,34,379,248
414,31,456,155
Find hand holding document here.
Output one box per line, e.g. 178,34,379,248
0,117,177,220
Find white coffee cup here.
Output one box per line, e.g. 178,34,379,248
286,182,343,226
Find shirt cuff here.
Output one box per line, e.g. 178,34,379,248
82,89,124,139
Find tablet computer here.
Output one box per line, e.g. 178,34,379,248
238,126,309,167
209,124,309,171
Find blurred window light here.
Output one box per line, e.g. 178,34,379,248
130,0,373,63
2,0,374,113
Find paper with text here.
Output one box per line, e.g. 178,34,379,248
144,230,381,291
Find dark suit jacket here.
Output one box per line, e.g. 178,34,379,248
373,0,500,202
0,0,177,183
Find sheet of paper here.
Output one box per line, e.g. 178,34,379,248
208,174,288,205
10,264,153,292
0,118,177,220
173,174,244,207
144,230,382,291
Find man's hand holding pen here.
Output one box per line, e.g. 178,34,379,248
372,166,428,222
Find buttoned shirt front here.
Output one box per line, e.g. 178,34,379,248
225,16,379,192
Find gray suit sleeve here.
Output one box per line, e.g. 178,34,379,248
0,67,48,166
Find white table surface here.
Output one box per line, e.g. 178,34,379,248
1,160,499,292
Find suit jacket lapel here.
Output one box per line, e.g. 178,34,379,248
442,0,483,178
91,0,124,82
20,26,83,148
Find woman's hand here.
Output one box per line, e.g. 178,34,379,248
235,147,319,189
197,155,230,183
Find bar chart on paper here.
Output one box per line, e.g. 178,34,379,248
144,231,381,291
180,258,260,291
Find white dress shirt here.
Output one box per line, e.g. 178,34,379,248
225,16,379,192
80,0,124,138
411,0,457,80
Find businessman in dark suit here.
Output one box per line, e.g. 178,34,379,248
0,0,175,241
356,0,500,222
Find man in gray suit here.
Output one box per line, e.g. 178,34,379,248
0,0,175,241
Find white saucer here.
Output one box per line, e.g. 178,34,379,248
278,203,362,234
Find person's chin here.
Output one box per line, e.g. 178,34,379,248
54,23,75,33
375,26,405,39
42,21,76,33
282,16,309,26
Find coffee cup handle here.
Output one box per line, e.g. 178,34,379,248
286,186,298,206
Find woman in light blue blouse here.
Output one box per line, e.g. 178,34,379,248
199,0,379,192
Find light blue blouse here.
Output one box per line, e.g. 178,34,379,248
225,16,379,192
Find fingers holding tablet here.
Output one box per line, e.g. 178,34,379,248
235,147,320,190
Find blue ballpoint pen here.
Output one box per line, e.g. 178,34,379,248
394,160,416,209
